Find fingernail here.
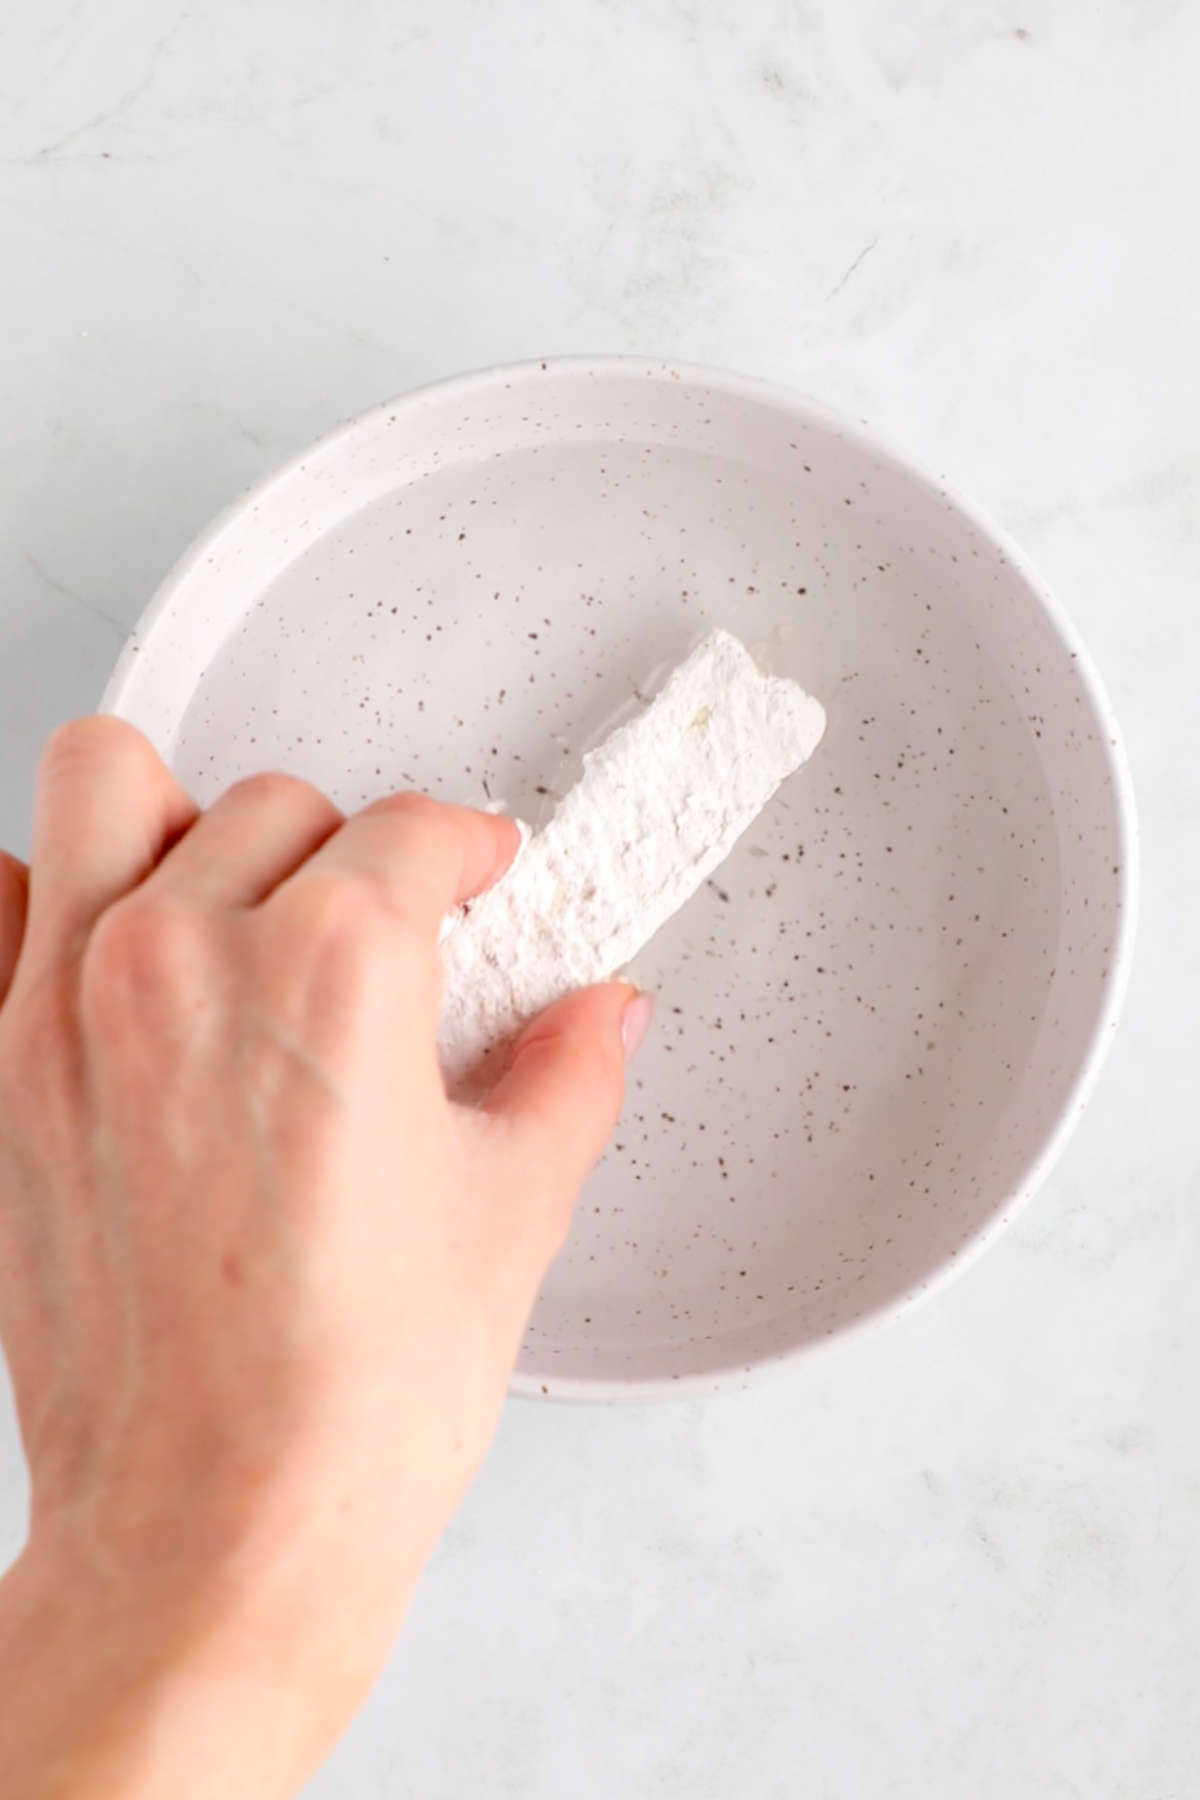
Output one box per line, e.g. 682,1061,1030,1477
620,990,655,1062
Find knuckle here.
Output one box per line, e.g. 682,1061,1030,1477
224,770,337,822
40,715,156,785
81,898,204,1020
357,791,451,846
516,1024,617,1104
361,790,436,823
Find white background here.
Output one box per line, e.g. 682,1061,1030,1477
1,3,1197,1794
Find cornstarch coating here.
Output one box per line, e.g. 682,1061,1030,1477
438,629,825,1090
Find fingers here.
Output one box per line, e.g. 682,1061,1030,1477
24,718,198,959
0,852,29,1003
483,983,652,1201
141,772,343,906
284,794,521,942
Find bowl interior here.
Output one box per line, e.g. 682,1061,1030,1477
106,362,1130,1396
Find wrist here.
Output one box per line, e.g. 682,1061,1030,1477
0,1532,335,1800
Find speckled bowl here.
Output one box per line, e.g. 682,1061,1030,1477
102,359,1137,1401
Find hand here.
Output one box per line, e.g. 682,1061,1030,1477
0,718,650,1798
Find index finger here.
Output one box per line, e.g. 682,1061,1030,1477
278,792,522,944
22,717,197,968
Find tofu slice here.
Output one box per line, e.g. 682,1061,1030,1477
438,630,825,1091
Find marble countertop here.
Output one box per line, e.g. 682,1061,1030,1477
2,3,1197,1794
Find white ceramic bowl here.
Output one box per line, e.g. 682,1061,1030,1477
103,359,1136,1401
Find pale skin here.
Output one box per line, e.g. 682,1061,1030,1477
0,716,653,1798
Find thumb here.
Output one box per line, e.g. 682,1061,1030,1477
484,982,654,1198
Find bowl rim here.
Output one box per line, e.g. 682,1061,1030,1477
100,355,1140,1406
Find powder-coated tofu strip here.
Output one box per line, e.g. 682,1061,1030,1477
437,629,826,1090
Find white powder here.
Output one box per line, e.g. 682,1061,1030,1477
438,630,825,1090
